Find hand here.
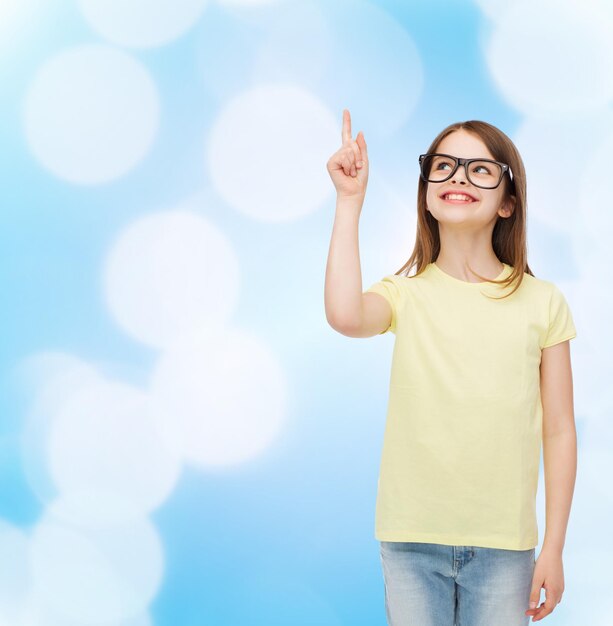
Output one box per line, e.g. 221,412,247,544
525,549,565,622
326,108,369,200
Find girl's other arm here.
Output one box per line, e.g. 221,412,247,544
540,339,577,555
525,339,576,620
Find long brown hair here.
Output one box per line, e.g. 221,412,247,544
396,120,533,299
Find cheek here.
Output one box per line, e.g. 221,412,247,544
490,197,505,213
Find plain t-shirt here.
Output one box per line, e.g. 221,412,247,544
364,261,577,550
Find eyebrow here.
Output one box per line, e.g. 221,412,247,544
433,152,497,161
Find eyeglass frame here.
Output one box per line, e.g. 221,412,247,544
418,152,514,190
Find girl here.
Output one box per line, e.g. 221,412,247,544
324,110,577,626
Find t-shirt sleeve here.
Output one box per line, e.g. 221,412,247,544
363,275,402,335
542,283,577,348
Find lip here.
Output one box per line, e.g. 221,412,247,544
439,190,478,202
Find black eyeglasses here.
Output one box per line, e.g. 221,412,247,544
418,153,514,190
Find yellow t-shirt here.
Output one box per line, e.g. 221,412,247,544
364,262,577,550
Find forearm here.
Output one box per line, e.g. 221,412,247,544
324,196,364,327
541,428,577,554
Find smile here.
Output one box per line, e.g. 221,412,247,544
441,193,477,203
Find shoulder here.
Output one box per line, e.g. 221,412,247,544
366,272,414,295
522,272,577,347
513,271,562,302
364,274,408,308
520,272,571,303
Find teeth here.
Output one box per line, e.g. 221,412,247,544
443,194,474,201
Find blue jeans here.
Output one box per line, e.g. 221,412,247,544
379,541,536,626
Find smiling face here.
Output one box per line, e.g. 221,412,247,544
426,129,513,227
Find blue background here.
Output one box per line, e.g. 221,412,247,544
0,0,606,624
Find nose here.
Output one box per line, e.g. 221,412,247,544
450,163,469,185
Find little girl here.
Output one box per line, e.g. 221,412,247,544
325,110,577,626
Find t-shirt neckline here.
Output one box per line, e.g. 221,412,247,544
429,261,510,286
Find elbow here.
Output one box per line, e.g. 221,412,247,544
327,313,362,336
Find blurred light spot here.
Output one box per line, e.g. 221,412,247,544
150,327,287,467
513,111,613,231
23,44,159,184
76,0,209,49
317,0,424,138
103,208,239,349
47,378,183,522
576,127,613,271
30,511,163,624
194,1,326,104
0,521,31,624
484,0,613,116
18,353,102,506
207,85,339,221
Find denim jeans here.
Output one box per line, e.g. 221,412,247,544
379,541,536,626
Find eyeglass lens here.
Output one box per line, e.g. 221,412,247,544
421,154,503,189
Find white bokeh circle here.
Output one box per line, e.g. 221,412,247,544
103,208,240,349
30,509,163,624
17,353,103,505
76,0,209,48
315,0,424,138
484,0,613,117
23,44,159,184
207,85,339,221
150,327,287,467
576,126,613,267
47,377,183,523
513,111,613,231
0,521,31,624
194,1,328,104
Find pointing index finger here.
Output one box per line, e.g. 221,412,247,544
342,108,352,145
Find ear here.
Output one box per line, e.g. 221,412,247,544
499,195,515,218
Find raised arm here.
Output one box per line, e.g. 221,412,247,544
324,109,389,337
